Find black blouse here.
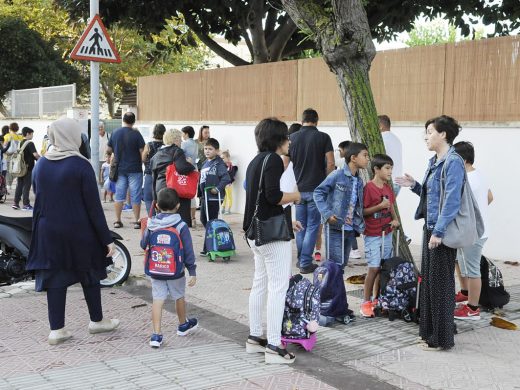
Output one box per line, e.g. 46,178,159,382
243,152,285,232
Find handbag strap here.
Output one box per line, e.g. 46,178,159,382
252,153,271,216
439,153,466,216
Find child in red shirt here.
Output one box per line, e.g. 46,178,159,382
360,154,399,318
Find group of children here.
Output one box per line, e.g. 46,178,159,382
314,141,400,319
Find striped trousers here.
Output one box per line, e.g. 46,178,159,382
248,239,292,346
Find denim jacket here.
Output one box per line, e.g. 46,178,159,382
313,164,365,233
411,146,465,238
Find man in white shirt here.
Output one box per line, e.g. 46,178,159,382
98,121,108,184
378,115,402,195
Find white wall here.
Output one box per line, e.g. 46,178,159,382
3,119,517,260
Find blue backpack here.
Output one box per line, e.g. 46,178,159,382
313,260,349,318
205,219,236,253
144,224,185,280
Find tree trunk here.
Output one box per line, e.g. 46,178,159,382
247,0,270,63
101,82,115,119
282,0,414,262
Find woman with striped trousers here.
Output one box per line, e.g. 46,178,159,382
243,118,301,364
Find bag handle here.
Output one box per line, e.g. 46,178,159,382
244,154,271,244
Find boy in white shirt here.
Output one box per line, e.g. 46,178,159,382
453,141,493,320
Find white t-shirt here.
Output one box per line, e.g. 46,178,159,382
382,131,402,179
467,169,490,239
99,134,108,161
280,162,297,208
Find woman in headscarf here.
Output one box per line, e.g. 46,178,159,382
26,117,120,345
150,128,195,226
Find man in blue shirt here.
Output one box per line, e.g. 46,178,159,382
107,112,145,229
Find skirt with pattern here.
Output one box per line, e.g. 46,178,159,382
419,227,457,349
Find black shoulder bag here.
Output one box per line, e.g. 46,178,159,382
245,154,291,247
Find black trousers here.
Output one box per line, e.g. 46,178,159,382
200,197,222,252
14,171,32,206
46,282,103,330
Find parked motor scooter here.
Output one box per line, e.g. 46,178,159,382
0,215,131,288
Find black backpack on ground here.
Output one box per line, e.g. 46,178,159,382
479,256,510,309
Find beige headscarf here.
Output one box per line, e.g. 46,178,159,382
44,117,89,161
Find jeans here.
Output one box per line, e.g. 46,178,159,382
14,170,32,206
295,192,321,268
325,227,355,267
143,173,153,214
115,172,143,204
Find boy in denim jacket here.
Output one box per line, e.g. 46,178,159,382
314,143,369,266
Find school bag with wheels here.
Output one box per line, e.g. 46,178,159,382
313,224,354,326
374,229,418,322
281,274,320,350
479,255,510,309
143,221,186,280
204,187,235,262
8,141,32,178
0,174,7,203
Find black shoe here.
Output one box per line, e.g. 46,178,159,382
299,264,318,274
200,251,208,257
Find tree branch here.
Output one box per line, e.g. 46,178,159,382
240,19,254,58
281,38,316,58
264,7,278,43
268,17,298,61
247,0,270,63
192,30,250,66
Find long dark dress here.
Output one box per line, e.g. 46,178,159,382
26,157,113,291
150,145,195,226
418,171,457,349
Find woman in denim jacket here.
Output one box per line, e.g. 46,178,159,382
397,115,465,351
314,143,369,267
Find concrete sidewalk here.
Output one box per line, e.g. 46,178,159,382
1,193,520,389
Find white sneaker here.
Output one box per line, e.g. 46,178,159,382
350,249,362,259
48,328,72,345
88,318,120,334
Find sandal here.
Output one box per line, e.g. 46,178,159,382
133,221,141,230
265,344,295,364
245,335,267,354
113,221,123,228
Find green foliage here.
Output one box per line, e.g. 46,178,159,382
404,18,486,47
0,15,79,99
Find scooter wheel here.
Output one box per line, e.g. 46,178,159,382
223,256,230,262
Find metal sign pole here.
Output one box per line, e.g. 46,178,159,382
90,0,100,182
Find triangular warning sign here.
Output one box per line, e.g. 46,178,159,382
70,14,121,63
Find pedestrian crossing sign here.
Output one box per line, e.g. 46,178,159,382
70,14,121,63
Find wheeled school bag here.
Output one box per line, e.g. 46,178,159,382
375,229,418,322
282,274,320,340
479,255,510,309
0,174,7,203
313,224,354,326
204,188,236,262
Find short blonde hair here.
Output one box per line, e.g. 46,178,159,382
163,128,182,146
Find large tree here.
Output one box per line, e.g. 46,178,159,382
0,15,79,115
279,0,517,259
56,0,518,66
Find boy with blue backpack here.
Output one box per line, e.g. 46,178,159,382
140,188,198,348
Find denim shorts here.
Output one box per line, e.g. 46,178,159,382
115,172,143,204
151,277,186,301
364,232,393,268
456,237,487,278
